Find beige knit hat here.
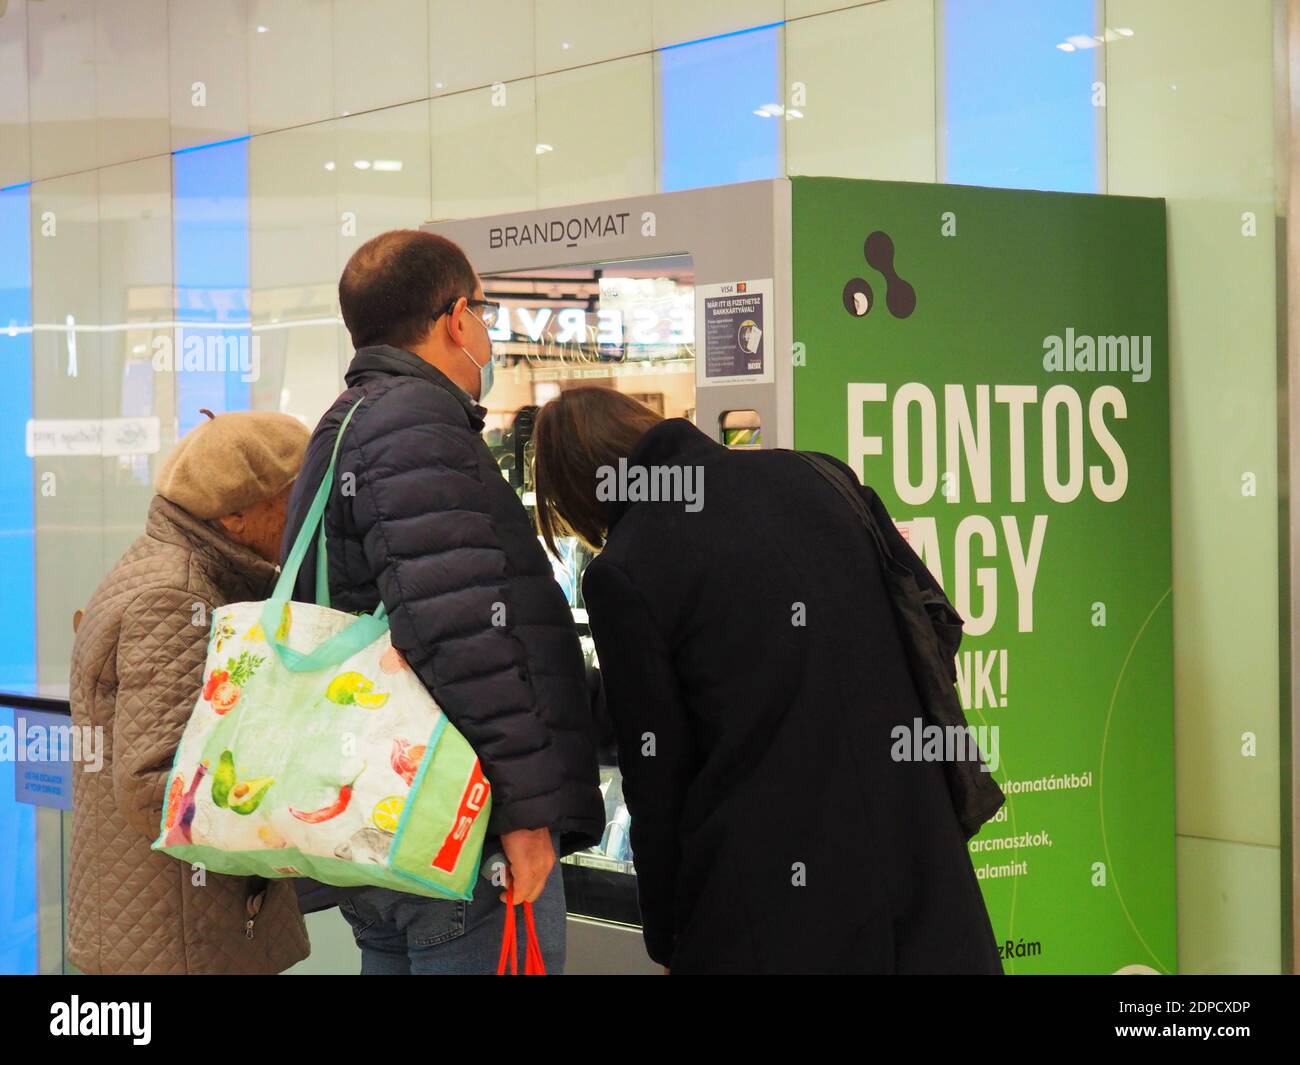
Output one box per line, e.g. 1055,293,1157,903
155,409,311,519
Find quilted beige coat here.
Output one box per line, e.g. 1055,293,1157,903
68,495,310,974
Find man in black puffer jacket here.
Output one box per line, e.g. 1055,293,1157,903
282,230,603,974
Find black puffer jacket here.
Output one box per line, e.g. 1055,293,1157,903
282,345,603,854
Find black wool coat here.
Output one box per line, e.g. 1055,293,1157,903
582,418,1003,974
282,346,604,855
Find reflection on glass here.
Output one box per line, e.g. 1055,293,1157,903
941,0,1102,193
658,23,782,191
0,183,35,687
480,256,696,924
0,182,38,974
173,138,252,432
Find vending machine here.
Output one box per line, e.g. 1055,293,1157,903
425,175,1175,976
424,179,794,973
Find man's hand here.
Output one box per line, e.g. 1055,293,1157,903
500,827,555,904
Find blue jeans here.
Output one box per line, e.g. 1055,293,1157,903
337,834,567,975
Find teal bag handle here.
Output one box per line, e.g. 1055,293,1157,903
262,397,390,672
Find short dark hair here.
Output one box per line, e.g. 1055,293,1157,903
338,230,478,350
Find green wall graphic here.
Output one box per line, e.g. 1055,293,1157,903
792,177,1175,974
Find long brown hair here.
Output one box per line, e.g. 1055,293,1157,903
532,387,663,555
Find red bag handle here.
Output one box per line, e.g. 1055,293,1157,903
496,886,547,975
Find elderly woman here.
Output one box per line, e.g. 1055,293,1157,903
68,409,313,975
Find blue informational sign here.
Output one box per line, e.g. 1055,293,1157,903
11,710,76,811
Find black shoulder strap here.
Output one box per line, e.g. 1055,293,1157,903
792,451,893,562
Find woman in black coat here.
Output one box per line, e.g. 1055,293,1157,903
532,387,1002,975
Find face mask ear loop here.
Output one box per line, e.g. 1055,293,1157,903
459,307,496,401
458,304,491,367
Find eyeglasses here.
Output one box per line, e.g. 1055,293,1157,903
432,298,501,330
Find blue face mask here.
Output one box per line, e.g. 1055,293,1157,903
460,309,495,402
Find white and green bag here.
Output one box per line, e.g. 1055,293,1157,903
152,398,491,900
